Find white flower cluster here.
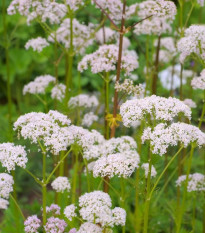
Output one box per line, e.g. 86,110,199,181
77,223,102,233
24,215,41,233
93,151,140,178
134,0,176,35
191,69,205,90
82,112,99,127
0,173,14,199
183,99,196,108
23,75,56,95
84,136,140,178
159,65,194,90
0,198,9,210
66,0,84,11
25,37,49,52
14,110,72,155
78,44,139,75
141,163,157,178
44,217,67,233
197,0,205,6
142,123,205,155
7,0,67,25
115,79,144,98
120,95,191,127
46,204,61,215
177,25,205,63
176,173,205,192
79,191,126,227
84,136,137,160
51,176,71,193
92,0,123,23
51,83,66,102
68,125,104,152
68,94,99,109
0,173,14,210
49,19,95,55
64,204,77,221
0,143,27,172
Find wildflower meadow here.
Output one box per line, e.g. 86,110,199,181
0,0,205,232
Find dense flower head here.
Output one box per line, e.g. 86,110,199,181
77,222,102,233
23,75,56,95
176,173,205,192
79,191,126,227
191,69,205,90
25,37,49,52
49,18,95,54
134,0,176,35
82,112,98,127
0,173,14,199
64,204,77,221
142,123,205,155
51,83,66,102
65,0,84,11
68,125,104,151
83,136,137,160
134,17,172,36
14,110,72,154
68,94,99,109
112,207,126,226
183,99,196,108
7,0,67,25
44,217,67,233
177,25,205,63
46,204,61,215
93,151,140,178
92,0,123,23
115,79,144,98
0,198,9,210
51,176,71,193
24,215,41,233
78,44,139,75
141,163,157,178
0,143,27,172
120,95,192,127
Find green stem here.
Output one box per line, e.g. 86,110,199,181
42,152,47,227
176,145,194,233
104,73,110,139
65,11,74,101
120,177,126,233
35,94,48,112
153,152,188,207
191,194,196,232
72,153,79,203
24,168,43,186
10,194,25,221
149,147,184,200
198,90,205,129
83,158,91,192
143,146,184,233
2,0,13,141
143,152,152,233
46,148,72,184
